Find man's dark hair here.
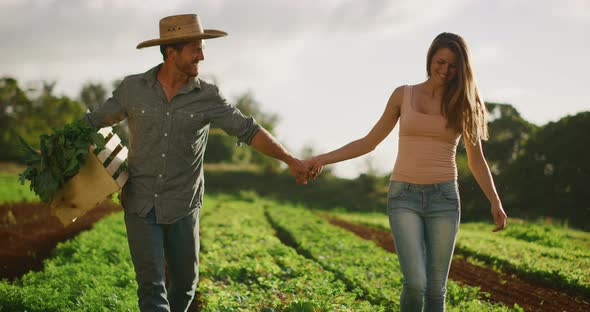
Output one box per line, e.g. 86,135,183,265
160,42,189,61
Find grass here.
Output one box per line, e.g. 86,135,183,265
0,173,39,203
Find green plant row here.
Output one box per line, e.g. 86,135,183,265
456,228,590,297
323,211,590,297
197,193,376,311
460,221,590,251
266,205,517,312
0,193,374,312
323,211,590,251
0,212,137,311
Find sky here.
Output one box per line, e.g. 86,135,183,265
1,0,589,178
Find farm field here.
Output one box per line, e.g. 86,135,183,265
322,211,590,301
2,192,519,311
0,171,588,311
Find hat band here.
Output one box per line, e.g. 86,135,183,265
161,27,204,39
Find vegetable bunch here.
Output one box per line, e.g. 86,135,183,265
18,120,105,203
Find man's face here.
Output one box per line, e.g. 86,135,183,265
172,40,204,77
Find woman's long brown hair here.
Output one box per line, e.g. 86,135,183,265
426,32,489,145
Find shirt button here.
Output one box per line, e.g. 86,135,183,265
154,194,158,198
166,112,170,116
161,153,166,158
158,174,163,178
164,133,168,137
141,110,145,114
190,114,194,118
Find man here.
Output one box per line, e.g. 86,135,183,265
83,14,309,312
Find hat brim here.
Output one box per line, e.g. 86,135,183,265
136,29,227,49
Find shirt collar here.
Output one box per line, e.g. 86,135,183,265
141,63,202,91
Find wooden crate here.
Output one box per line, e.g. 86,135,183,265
50,127,128,226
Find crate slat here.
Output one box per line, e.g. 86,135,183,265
97,134,121,163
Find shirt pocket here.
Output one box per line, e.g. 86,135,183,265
127,105,162,155
171,111,208,144
128,105,160,124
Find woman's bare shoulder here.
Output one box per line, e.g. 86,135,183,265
386,85,406,113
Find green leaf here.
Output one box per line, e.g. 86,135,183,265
17,135,38,156
17,120,110,203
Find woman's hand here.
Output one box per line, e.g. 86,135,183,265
286,157,310,185
304,156,324,180
491,201,507,232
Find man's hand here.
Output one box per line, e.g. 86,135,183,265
250,129,312,184
287,157,310,184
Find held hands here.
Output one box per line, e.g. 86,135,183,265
287,156,325,184
287,158,312,185
304,156,324,180
491,201,507,232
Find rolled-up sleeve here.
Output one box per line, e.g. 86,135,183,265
82,80,127,128
207,86,261,145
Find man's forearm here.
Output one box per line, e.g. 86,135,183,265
249,128,296,165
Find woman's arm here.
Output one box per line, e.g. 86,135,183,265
307,86,403,175
464,138,507,232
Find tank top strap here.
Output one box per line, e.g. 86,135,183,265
401,84,412,114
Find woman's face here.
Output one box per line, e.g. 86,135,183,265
429,47,457,85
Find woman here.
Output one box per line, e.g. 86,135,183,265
305,32,507,311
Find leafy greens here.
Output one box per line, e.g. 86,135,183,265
18,120,105,203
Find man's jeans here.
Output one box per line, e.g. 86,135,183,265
387,180,460,312
124,208,200,312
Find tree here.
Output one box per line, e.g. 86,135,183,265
0,77,85,161
205,91,281,171
234,92,281,171
501,112,590,229
234,91,279,132
482,103,538,174
0,78,32,160
457,103,538,220
79,81,107,112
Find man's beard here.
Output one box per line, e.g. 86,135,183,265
177,59,199,77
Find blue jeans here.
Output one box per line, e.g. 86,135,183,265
124,208,200,312
387,180,460,312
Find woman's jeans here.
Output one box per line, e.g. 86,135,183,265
387,180,460,312
124,208,200,312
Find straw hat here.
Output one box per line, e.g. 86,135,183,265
136,14,227,49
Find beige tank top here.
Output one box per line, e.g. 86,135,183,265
390,85,462,184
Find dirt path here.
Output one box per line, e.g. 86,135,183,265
328,218,590,312
0,201,122,280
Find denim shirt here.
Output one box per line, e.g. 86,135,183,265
83,64,260,223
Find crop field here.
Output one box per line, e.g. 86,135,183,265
323,211,590,298
0,173,588,311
